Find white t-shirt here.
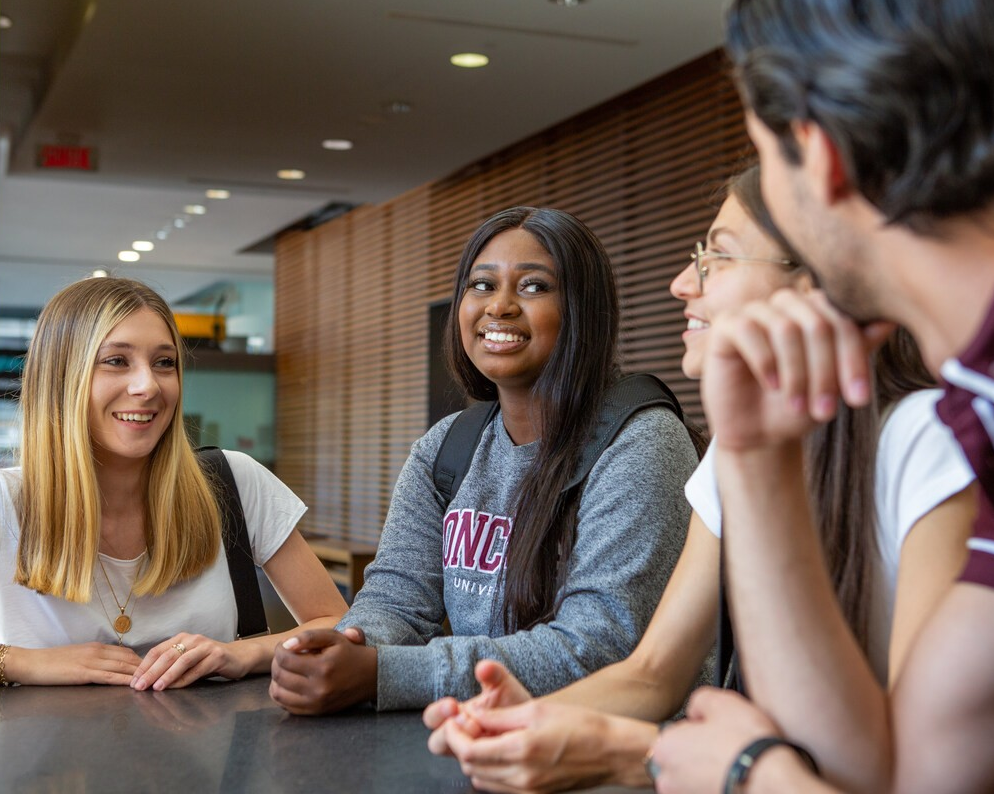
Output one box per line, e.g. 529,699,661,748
0,450,305,655
685,389,975,682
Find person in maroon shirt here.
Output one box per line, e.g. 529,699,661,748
936,346,994,586
645,2,994,794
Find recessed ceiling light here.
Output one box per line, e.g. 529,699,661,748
450,53,489,68
118,251,140,262
132,241,154,252
173,217,186,229
0,16,12,29
91,269,108,278
550,0,585,5
155,229,169,240
277,169,306,180
322,139,354,151
184,204,206,215
385,101,412,114
205,189,230,200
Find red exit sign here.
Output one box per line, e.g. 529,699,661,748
37,144,98,170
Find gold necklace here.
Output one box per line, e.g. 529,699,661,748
96,552,146,639
93,585,126,646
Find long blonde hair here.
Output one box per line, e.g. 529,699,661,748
16,277,221,602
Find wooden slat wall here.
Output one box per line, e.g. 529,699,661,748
275,50,750,545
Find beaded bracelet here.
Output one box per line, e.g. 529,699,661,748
723,736,819,793
0,644,9,687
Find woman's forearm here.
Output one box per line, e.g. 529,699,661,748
3,644,32,684
545,656,685,720
717,443,890,794
547,513,719,722
3,643,141,686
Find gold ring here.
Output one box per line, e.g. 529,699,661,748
172,643,187,655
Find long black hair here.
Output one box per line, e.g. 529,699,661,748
444,206,620,632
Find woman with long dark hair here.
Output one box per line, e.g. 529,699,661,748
422,166,976,793
269,206,700,714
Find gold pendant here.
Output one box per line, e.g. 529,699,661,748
114,614,132,634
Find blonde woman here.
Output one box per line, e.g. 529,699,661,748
0,277,346,689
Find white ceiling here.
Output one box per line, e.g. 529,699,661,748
0,0,727,309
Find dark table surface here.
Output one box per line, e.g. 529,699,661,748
0,676,651,793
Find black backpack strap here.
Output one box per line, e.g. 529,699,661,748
432,373,684,506
196,447,269,638
432,401,500,508
716,538,745,693
564,373,683,490
716,537,734,686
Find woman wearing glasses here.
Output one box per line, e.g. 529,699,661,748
423,164,977,794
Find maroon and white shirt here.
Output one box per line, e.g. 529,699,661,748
937,296,994,587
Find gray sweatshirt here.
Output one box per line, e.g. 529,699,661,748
337,405,697,710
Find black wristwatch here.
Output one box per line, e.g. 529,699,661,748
723,736,820,793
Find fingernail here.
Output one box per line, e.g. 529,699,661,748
846,378,870,405
283,637,301,650
814,394,836,419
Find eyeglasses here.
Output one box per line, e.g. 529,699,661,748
690,241,794,294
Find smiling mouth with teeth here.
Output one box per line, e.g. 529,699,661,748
483,330,527,343
113,412,155,423
686,318,710,331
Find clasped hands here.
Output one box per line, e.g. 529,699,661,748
424,660,629,794
269,626,377,714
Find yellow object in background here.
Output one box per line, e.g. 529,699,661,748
173,313,226,342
